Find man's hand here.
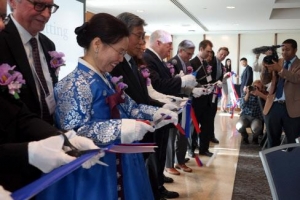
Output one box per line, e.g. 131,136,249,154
265,60,282,72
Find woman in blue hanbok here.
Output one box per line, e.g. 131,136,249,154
37,13,177,200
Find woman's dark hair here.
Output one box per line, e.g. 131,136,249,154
225,58,231,72
75,13,130,49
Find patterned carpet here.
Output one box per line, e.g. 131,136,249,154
231,142,272,200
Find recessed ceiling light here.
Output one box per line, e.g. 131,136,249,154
137,10,144,13
182,24,190,27
188,30,195,32
203,8,207,9
226,6,235,9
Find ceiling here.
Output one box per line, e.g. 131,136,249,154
86,0,300,36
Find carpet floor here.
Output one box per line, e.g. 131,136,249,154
232,142,272,200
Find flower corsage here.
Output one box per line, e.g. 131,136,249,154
166,63,175,77
48,51,65,76
0,63,26,99
140,65,151,86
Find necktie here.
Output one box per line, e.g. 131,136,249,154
129,58,140,80
216,61,221,79
182,62,187,74
275,60,290,99
30,37,52,123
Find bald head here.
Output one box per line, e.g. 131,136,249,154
149,30,173,60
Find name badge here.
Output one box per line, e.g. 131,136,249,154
206,75,212,82
45,93,56,114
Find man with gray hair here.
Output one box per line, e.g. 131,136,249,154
111,13,173,200
0,0,59,124
164,40,195,175
143,30,209,199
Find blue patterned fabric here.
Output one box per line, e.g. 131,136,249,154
36,59,156,200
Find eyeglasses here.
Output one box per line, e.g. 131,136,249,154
183,49,194,56
0,14,10,25
26,0,59,14
107,44,127,56
131,32,146,41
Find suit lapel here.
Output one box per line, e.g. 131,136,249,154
4,20,39,102
121,60,148,98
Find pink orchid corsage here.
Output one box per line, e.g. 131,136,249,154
0,63,26,99
206,65,212,74
48,51,65,76
186,66,193,74
111,76,128,91
166,63,175,76
140,65,151,86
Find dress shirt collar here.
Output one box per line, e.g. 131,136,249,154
10,14,39,45
286,56,297,67
148,47,163,61
124,53,132,63
177,55,185,66
196,54,204,63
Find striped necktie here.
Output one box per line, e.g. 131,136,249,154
30,37,52,123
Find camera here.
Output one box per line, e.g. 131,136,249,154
248,85,256,92
252,45,282,65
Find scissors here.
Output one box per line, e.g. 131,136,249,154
61,133,108,166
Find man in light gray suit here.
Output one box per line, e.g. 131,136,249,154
165,40,195,175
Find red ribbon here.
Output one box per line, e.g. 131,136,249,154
191,107,201,134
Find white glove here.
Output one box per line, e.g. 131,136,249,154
64,130,104,169
153,108,178,129
166,95,184,103
205,84,215,94
0,186,12,200
192,87,207,98
67,130,99,150
162,103,180,111
121,119,155,143
215,80,223,88
28,134,76,173
147,84,167,100
181,74,197,88
28,130,101,173
175,70,185,77
82,151,106,169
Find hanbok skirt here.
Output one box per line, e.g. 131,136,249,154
36,152,154,200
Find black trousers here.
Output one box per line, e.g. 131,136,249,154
191,102,214,153
265,102,300,148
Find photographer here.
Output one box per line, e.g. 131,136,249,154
236,80,268,144
252,45,282,73
253,49,272,73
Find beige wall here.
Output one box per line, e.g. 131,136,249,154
172,32,300,84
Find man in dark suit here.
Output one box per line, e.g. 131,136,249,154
0,93,100,192
164,40,195,175
0,6,100,192
0,0,59,124
209,47,230,144
189,39,215,157
143,30,199,199
111,13,177,200
240,57,253,96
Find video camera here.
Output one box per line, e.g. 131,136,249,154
252,45,283,64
